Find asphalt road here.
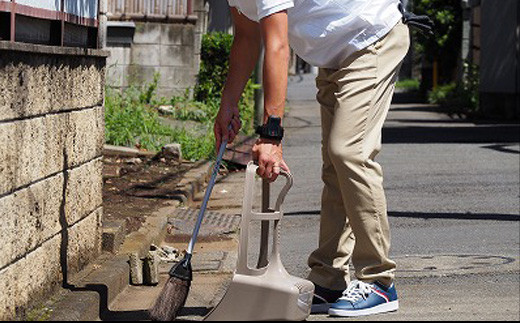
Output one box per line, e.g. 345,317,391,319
264,73,520,320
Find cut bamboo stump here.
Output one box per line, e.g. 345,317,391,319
143,250,160,285
129,253,143,285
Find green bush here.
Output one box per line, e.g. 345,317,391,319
105,76,169,151
427,61,479,116
105,79,214,161
428,83,457,105
412,0,463,87
105,32,259,161
396,78,420,91
193,32,259,135
194,32,234,103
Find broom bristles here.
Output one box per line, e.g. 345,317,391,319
149,276,190,321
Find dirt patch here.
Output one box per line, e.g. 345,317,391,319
102,155,194,233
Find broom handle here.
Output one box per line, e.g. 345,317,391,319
186,140,228,255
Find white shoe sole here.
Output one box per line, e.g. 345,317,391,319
328,300,399,317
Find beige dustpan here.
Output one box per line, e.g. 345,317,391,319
205,162,314,321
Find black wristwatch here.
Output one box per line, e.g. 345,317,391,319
256,115,284,141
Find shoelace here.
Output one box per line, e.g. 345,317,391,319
340,280,373,303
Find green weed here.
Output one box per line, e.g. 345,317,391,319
105,32,259,161
396,78,420,91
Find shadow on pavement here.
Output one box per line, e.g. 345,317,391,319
481,144,520,154
391,91,425,104
101,310,150,321
387,211,519,222
390,104,450,113
284,210,520,222
62,283,213,321
178,306,212,318
63,284,150,321
382,124,520,144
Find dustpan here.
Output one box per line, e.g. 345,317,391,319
205,162,314,321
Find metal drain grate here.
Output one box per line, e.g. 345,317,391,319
168,207,241,237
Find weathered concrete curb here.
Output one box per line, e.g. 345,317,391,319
47,214,168,321
172,160,213,205
47,254,129,321
101,219,127,253
100,157,213,255
45,160,214,320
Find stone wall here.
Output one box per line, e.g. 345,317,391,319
478,0,520,119
106,0,208,98
0,42,107,320
106,22,197,97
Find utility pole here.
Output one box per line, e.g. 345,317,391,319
254,49,265,127
98,0,107,49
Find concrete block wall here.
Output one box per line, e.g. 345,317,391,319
0,42,107,320
106,0,208,98
106,22,200,98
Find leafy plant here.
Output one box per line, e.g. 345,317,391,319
428,83,457,104
427,61,480,116
105,32,259,161
412,0,463,86
194,32,234,103
396,78,420,91
139,73,159,104
192,32,259,135
105,82,215,160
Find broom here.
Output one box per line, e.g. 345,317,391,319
149,140,228,321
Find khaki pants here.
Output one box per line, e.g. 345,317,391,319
307,21,410,290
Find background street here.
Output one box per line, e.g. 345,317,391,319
3,1,519,320
263,74,520,320
96,73,520,321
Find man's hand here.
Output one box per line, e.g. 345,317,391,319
214,105,242,151
252,138,290,182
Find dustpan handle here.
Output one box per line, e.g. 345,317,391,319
242,163,293,217
258,180,270,268
273,170,293,211
236,162,260,275
237,162,293,275
246,169,292,220
262,170,292,272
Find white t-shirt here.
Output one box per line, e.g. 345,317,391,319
227,0,403,69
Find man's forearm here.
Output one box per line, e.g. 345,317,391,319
262,43,289,123
260,11,290,124
221,36,261,109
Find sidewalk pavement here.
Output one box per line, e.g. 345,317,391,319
39,156,248,321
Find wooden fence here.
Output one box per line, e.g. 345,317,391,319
107,0,194,21
0,0,99,47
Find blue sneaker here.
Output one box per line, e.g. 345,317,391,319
311,284,343,314
328,280,399,317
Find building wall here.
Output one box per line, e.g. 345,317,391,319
477,0,520,119
105,0,208,98
106,22,197,97
207,0,232,33
0,42,107,320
